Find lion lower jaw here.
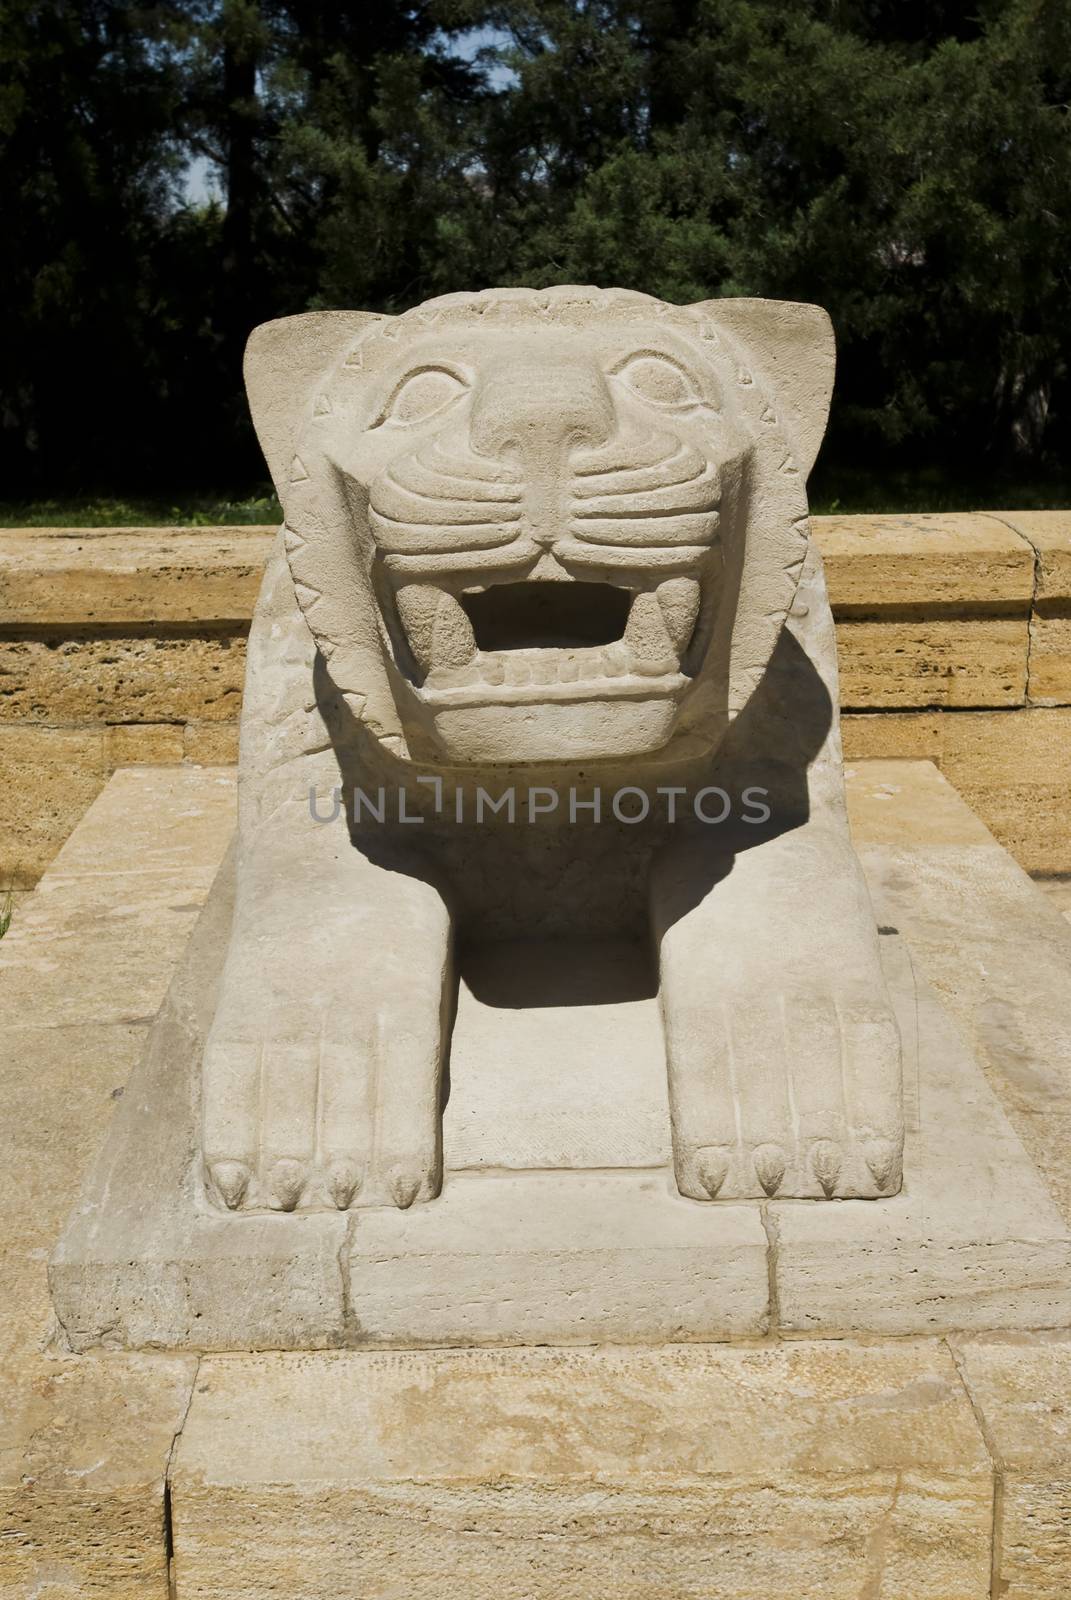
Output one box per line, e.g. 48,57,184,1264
418,647,688,708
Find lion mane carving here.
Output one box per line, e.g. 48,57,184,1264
202,286,903,1215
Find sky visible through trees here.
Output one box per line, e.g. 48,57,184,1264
1,1,1068,508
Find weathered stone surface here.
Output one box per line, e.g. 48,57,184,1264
0,631,246,722
0,724,107,887
0,772,237,1030
999,511,1071,705
348,1170,768,1345
0,1353,196,1600
1030,611,1071,704
1036,876,1071,923
104,720,185,766
0,524,271,626
813,511,1035,608
170,1342,992,1600
834,615,1028,707
1000,509,1071,599
182,719,240,764
843,707,1071,874
847,760,1071,1228
953,1335,1071,1599
49,850,352,1353
0,767,236,1600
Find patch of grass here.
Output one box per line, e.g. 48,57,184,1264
0,491,282,527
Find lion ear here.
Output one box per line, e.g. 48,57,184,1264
244,311,387,498
691,298,835,478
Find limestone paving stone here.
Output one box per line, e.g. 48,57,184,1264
813,511,1036,610
0,525,272,626
833,615,1028,708
50,855,770,1350
843,707,1071,875
0,724,107,888
996,509,1071,599
48,847,352,1354
0,1354,196,1600
1,1023,147,1364
0,631,246,724
953,1335,1071,1599
998,511,1071,705
0,767,237,1030
936,707,1071,873
846,760,1071,1228
170,1341,992,1600
36,763,237,883
182,719,240,764
0,766,236,1600
780,514,1036,709
103,720,186,766
347,1170,768,1346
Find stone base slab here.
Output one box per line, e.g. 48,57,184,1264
169,1341,993,1600
51,844,1071,1351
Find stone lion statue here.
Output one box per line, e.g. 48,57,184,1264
203,286,903,1213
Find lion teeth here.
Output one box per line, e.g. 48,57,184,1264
396,585,476,675
395,584,439,672
399,581,700,694
624,591,679,674
432,592,477,668
425,641,686,692
655,577,701,651
602,642,632,675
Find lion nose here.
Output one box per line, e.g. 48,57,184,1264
469,364,614,463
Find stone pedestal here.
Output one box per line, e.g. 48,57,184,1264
51,825,1071,1351
3,758,1070,1597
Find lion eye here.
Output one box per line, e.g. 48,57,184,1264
614,354,702,409
376,366,468,427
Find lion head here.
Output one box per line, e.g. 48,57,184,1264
246,287,833,766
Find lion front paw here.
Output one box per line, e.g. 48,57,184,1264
202,997,445,1213
666,987,903,1201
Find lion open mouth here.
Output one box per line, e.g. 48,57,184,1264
389,574,702,705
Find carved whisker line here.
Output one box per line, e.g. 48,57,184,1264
573,443,686,480
573,502,719,523
390,460,523,499
572,460,711,498
370,513,521,541
425,442,521,486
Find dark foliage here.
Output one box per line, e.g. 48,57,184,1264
1,0,1068,502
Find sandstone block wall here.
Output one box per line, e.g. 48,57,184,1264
1,511,1068,885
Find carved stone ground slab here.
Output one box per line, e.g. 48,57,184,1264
51,836,1071,1351
170,1342,992,1600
